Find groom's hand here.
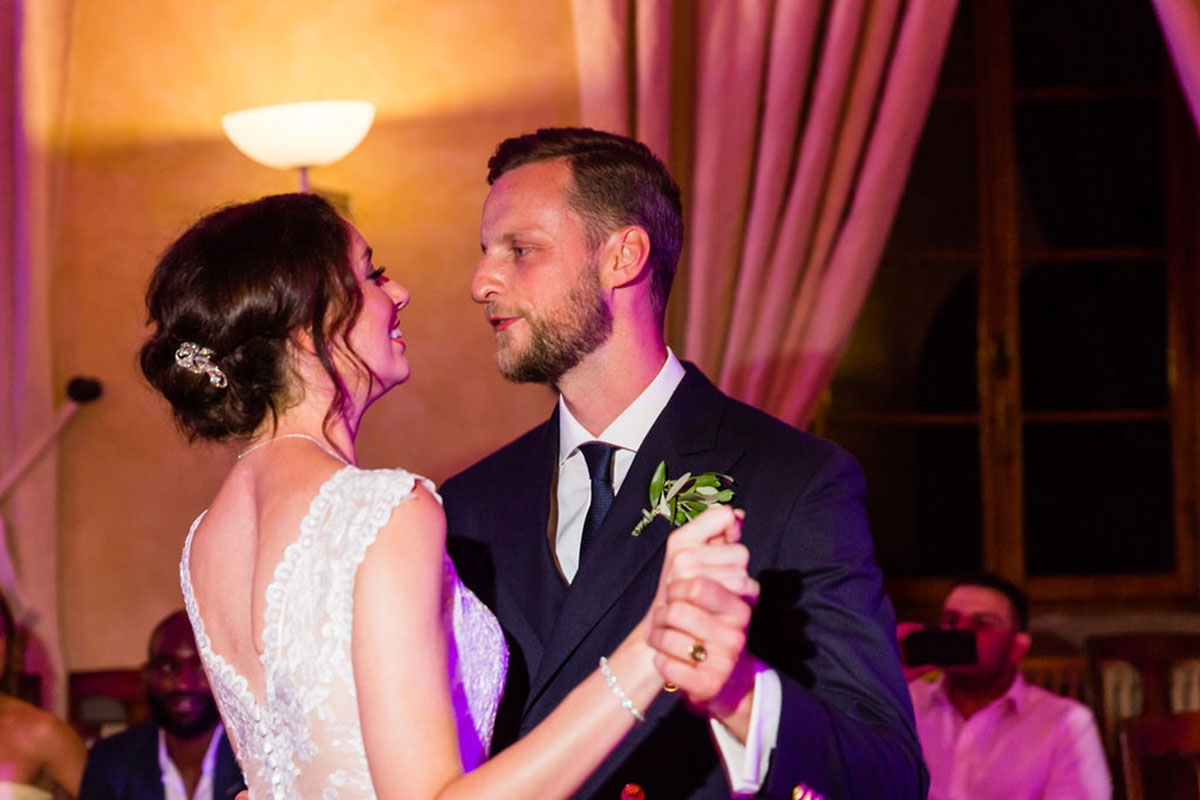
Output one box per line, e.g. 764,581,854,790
647,574,761,742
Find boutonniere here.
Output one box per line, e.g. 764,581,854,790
631,461,735,536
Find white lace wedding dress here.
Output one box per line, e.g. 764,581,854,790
180,466,508,799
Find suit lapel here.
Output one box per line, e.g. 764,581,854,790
526,367,745,708
485,413,562,649
131,722,168,800
214,731,244,798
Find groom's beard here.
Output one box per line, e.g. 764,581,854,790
496,258,612,386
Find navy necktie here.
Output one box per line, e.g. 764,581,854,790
578,442,617,561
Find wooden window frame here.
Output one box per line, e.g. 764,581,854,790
838,0,1200,611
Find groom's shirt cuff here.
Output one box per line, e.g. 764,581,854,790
710,664,781,796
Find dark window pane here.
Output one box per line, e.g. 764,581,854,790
919,273,979,414
937,2,974,92
1011,0,1163,89
887,99,978,252
1014,99,1165,249
1024,421,1174,575
1020,262,1167,411
829,424,981,578
831,264,977,414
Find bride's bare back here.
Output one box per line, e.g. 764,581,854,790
185,445,338,702
182,443,507,798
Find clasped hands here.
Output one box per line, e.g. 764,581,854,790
644,506,761,741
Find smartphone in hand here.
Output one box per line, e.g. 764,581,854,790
902,628,978,666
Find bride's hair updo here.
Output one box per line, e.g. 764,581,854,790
140,193,363,441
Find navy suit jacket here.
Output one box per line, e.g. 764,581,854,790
443,364,927,798
79,721,244,800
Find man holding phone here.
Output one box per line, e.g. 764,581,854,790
898,573,1110,800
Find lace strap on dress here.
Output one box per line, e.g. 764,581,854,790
342,468,441,569
180,511,261,775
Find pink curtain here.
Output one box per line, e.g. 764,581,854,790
1153,0,1200,134
1,0,69,712
572,0,957,427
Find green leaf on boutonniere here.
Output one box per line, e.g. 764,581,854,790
649,461,667,504
631,461,735,536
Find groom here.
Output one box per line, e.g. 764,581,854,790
442,128,925,799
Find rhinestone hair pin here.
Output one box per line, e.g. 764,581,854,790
174,341,228,388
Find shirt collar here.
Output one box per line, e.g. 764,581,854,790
1003,669,1031,713
157,721,225,786
558,348,685,462
928,673,952,706
929,669,1029,715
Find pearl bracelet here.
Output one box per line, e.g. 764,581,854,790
599,656,645,722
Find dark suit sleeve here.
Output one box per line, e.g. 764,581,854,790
752,446,927,799
215,732,247,799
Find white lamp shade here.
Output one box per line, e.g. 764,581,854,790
221,101,376,170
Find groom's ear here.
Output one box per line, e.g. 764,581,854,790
601,226,651,290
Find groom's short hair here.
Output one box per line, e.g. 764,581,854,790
486,127,683,325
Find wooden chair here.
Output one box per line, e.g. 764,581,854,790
1021,654,1086,701
68,668,150,745
1120,711,1200,800
1085,634,1200,754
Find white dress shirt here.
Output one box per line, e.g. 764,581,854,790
910,673,1111,800
158,722,224,800
554,349,780,795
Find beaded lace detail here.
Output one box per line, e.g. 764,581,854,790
181,467,507,799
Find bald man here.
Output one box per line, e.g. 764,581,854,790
79,611,243,800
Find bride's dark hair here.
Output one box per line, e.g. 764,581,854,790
140,193,363,441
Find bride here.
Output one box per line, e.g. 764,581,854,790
139,193,755,799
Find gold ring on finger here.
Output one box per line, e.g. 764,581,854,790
687,640,708,664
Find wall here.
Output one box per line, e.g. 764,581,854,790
51,1,576,669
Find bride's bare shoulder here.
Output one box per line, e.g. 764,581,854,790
378,479,446,551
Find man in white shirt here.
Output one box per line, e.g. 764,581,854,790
443,127,923,799
902,573,1111,800
79,611,243,800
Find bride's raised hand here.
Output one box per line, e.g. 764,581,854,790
645,506,761,736
651,505,754,607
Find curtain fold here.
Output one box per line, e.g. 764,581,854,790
1154,0,1200,135
1,0,71,713
572,0,957,428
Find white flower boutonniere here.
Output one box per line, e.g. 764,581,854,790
631,461,735,536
